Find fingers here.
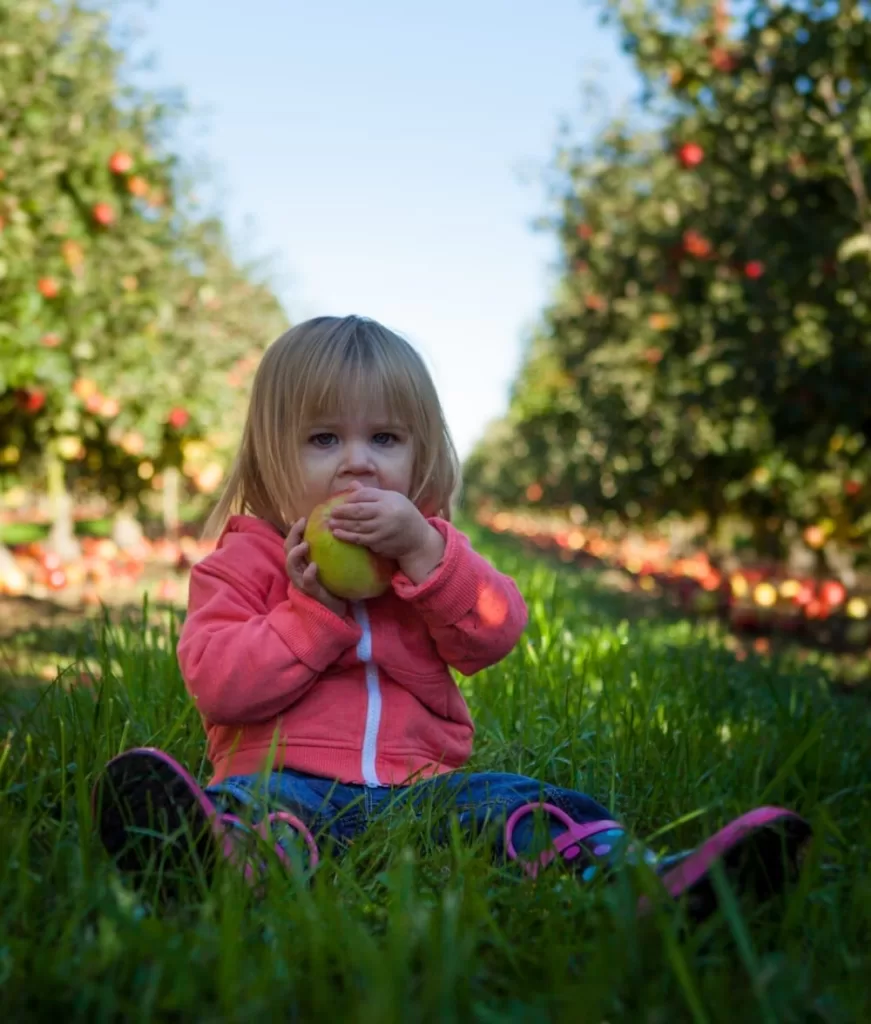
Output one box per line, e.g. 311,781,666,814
330,527,372,544
287,546,322,596
285,517,306,550
285,532,311,590
330,502,377,522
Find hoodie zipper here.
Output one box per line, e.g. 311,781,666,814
352,601,382,787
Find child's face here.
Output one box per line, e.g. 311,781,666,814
297,406,415,518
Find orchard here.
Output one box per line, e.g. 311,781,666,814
0,0,286,594
465,0,871,590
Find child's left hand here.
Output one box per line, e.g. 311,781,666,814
328,487,444,577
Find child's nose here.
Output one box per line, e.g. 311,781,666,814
340,439,375,473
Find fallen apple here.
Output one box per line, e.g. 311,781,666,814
303,492,396,601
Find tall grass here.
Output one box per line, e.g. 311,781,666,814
0,524,868,1022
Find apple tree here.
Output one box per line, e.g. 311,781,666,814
465,0,871,567
0,0,286,555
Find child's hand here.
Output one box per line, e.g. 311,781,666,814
284,518,348,618
328,487,446,583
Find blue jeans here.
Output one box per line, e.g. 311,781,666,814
205,767,615,864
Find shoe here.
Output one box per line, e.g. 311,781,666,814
504,801,812,922
638,806,813,921
91,747,318,896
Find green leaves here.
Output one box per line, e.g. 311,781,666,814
0,0,287,506
465,1,871,558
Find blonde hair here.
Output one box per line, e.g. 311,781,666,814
202,315,461,539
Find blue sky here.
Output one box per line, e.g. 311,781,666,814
133,1,637,459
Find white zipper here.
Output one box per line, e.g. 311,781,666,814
352,601,382,787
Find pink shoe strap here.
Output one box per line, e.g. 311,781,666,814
504,801,624,879
257,811,320,869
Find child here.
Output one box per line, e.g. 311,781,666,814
92,315,811,918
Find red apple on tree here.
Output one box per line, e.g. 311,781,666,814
678,142,704,168
92,202,115,227
108,150,134,174
820,580,846,608
682,230,712,258
40,332,61,348
38,277,60,299
167,406,190,429
744,260,765,279
15,388,46,413
710,48,737,73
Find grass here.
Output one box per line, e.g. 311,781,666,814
0,522,868,1022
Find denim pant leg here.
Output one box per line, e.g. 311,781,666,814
381,769,617,862
205,769,370,854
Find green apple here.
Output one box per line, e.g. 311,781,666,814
304,492,395,601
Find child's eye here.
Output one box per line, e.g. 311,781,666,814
310,432,337,447
373,432,398,445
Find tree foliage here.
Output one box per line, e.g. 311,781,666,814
0,0,286,514
465,0,871,559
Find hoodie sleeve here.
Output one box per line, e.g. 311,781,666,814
177,552,362,725
391,519,528,676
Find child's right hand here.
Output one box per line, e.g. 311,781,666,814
285,518,348,619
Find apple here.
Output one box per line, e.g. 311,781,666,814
648,313,672,331
819,580,846,608
56,435,84,460
62,240,84,269
41,332,61,348
127,175,149,198
120,431,145,455
16,388,46,413
92,202,115,227
744,260,765,279
678,142,704,168
303,492,396,601
38,277,60,299
710,48,737,73
73,377,98,399
167,406,190,429
109,151,134,174
682,230,712,258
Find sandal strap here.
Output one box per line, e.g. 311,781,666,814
504,801,624,879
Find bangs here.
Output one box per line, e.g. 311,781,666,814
296,337,422,431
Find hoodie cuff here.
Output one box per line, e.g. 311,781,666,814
267,583,362,671
391,519,479,628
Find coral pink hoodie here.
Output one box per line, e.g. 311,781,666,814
177,515,528,786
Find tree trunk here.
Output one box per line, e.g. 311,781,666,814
112,500,145,552
162,465,181,540
45,450,81,563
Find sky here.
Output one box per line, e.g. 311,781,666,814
132,1,637,459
